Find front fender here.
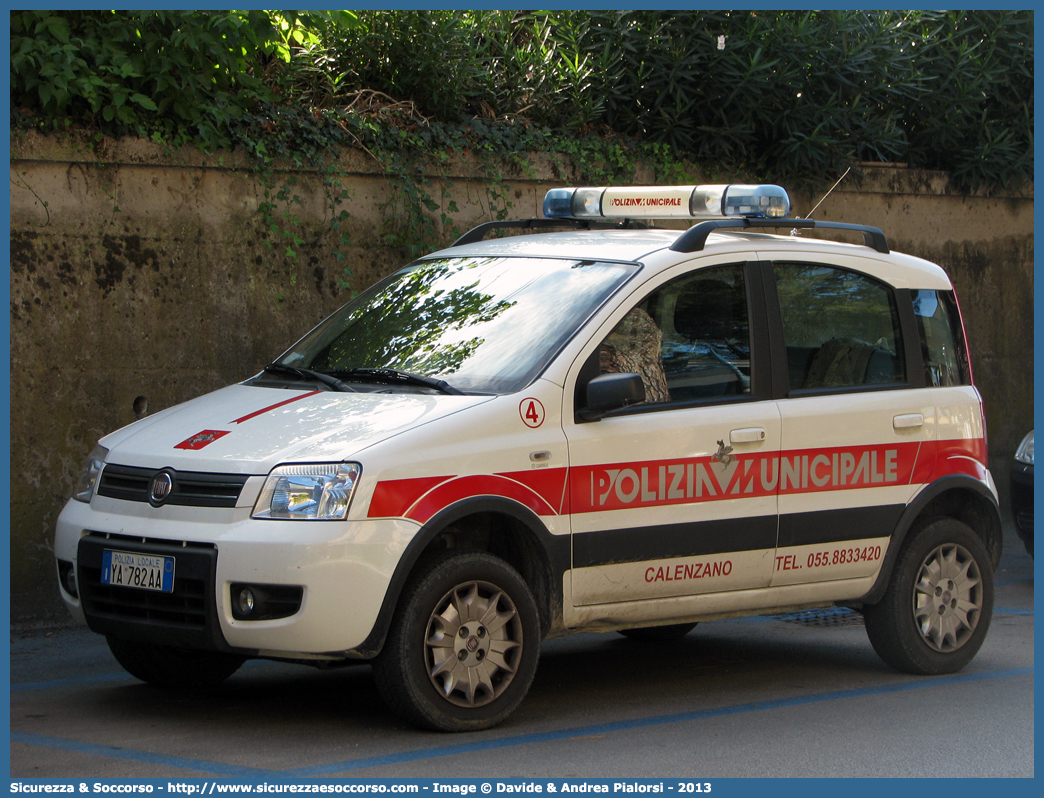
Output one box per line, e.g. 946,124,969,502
344,495,567,659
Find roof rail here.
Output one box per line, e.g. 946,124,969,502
669,218,889,254
451,218,653,248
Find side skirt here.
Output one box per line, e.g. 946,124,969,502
561,574,877,631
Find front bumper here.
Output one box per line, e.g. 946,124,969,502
55,495,419,659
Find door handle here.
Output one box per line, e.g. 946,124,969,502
893,413,924,430
730,427,766,444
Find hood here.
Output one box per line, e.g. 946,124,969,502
100,384,495,474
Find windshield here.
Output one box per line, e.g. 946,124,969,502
276,256,640,393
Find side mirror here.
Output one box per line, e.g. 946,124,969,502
582,372,645,420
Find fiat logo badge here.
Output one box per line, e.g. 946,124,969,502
148,470,175,506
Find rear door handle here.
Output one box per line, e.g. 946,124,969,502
730,427,766,444
893,413,924,430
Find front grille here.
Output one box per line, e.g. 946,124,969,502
77,533,229,651
98,464,248,508
81,563,208,627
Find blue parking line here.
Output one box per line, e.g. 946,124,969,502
994,576,1035,587
289,666,1034,776
10,657,269,694
9,731,272,778
995,607,1034,615
11,666,1032,777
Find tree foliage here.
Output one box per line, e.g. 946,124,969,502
10,9,1033,191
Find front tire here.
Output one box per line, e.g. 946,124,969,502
106,636,245,687
373,552,541,732
864,518,993,675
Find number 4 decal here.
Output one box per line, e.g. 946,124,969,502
519,398,545,428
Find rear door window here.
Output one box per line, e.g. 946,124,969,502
774,263,906,392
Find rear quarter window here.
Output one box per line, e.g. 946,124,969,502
912,290,971,386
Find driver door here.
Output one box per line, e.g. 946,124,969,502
564,260,781,607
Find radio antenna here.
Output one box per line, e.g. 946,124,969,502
805,166,852,219
790,166,851,237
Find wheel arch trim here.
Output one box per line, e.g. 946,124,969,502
344,495,567,659
854,474,1002,607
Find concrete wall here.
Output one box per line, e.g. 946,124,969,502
9,132,1033,625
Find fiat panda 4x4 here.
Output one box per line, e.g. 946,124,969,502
56,184,1001,731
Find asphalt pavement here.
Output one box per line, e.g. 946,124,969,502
10,524,1034,779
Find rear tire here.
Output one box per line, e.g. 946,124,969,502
106,636,245,687
864,518,993,675
618,622,697,641
373,552,541,732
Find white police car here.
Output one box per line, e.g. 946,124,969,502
56,184,1001,731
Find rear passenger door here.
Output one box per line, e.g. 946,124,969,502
764,257,931,588
564,259,782,607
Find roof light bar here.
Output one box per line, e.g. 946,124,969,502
543,184,790,221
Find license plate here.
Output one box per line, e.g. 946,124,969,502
101,549,175,593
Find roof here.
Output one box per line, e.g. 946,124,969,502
421,226,952,289
424,229,682,263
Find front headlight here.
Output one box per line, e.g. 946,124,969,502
1015,431,1034,466
73,445,108,503
252,463,362,520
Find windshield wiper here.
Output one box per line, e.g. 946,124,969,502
333,368,463,395
261,363,357,393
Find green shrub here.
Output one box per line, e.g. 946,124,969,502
10,10,279,149
9,9,1033,191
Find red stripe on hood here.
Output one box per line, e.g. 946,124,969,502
232,391,321,424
